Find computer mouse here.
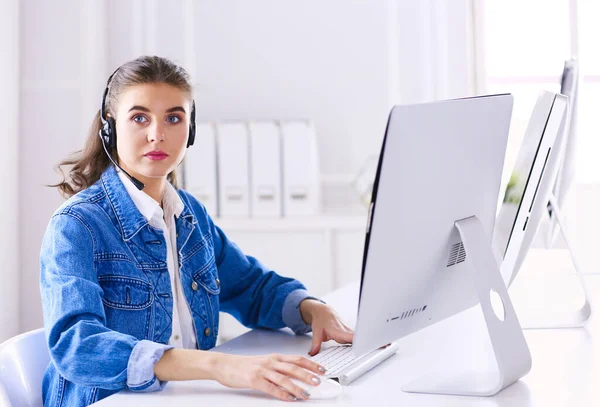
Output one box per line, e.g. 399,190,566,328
290,377,343,400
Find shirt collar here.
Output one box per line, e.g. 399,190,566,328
117,170,184,224
163,180,185,219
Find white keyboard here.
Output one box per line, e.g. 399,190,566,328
310,345,368,377
309,342,399,385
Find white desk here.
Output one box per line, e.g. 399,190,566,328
94,272,600,406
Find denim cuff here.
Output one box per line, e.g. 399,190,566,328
282,289,326,335
127,340,174,392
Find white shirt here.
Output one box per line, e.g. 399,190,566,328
117,171,197,349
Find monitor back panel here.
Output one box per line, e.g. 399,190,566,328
354,95,513,354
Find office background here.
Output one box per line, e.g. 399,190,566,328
0,0,598,343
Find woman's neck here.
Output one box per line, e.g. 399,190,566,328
118,161,166,206
142,179,166,207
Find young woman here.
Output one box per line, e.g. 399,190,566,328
40,55,354,406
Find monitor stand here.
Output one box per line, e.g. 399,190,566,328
403,216,532,397
518,194,592,329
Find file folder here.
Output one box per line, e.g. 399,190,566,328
184,122,218,217
216,122,250,217
249,121,283,218
281,120,320,216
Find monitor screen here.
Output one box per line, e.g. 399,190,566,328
492,119,547,259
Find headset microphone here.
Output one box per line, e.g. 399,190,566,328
98,132,145,190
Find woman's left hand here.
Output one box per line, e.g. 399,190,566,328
299,299,354,356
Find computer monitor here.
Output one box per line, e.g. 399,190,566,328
546,59,579,248
353,95,531,396
493,91,568,287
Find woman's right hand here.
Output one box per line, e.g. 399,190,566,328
214,353,327,401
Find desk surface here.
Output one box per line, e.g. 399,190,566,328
94,271,600,406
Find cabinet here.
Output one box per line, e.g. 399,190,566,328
213,216,367,343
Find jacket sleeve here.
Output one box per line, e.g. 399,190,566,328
40,211,173,392
205,213,322,333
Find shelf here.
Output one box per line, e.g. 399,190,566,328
213,214,368,232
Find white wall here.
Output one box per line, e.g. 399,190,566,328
0,0,20,342
19,1,87,332
396,0,478,103
190,1,399,181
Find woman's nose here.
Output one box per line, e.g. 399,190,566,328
147,121,165,143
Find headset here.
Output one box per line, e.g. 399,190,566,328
98,67,196,190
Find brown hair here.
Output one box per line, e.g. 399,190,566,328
51,55,193,198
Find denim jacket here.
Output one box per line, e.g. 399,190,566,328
40,165,316,406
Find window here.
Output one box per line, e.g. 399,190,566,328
482,0,599,183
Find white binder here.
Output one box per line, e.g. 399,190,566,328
184,122,218,217
281,120,320,216
249,121,283,218
216,122,250,217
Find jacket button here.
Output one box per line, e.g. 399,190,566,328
216,278,220,288
191,281,199,291
204,327,211,336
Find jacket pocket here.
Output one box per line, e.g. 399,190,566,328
192,262,220,339
192,258,221,295
98,276,153,339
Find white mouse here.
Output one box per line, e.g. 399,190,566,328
290,377,343,400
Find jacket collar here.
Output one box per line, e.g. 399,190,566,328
100,165,195,242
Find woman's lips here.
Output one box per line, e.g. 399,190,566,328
144,151,168,161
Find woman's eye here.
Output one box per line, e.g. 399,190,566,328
133,115,148,123
167,115,181,124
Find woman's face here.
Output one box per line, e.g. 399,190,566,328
113,82,191,182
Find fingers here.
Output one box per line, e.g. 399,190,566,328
256,378,301,402
308,329,324,356
278,354,327,375
263,370,310,401
250,354,328,401
273,361,322,386
334,329,354,344
308,327,353,356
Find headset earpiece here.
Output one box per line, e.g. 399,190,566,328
99,73,118,150
106,116,117,149
187,101,196,148
99,114,117,150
